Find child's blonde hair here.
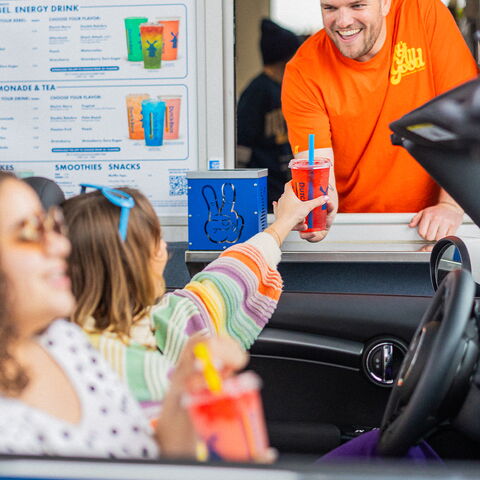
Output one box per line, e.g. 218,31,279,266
63,187,164,338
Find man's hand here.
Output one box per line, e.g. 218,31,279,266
409,202,464,241
286,148,337,243
272,182,330,243
297,200,336,242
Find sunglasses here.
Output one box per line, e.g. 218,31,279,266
17,207,66,246
79,184,135,241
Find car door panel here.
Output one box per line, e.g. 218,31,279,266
263,292,431,342
248,292,432,455
252,329,362,369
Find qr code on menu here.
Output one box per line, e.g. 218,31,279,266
169,174,187,196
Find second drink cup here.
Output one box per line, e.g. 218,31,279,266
289,157,331,231
158,96,181,140
157,18,180,61
126,93,150,139
185,371,270,462
141,99,166,146
124,17,149,61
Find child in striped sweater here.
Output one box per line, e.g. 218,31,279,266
62,183,328,415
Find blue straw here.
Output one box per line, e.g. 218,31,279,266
308,133,315,166
307,134,315,228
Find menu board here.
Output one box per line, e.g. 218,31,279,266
0,0,199,216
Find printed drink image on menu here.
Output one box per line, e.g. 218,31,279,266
0,0,196,219
0,1,187,81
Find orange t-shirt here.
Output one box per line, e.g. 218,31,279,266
282,0,478,213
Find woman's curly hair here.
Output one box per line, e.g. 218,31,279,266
0,276,29,396
0,172,29,396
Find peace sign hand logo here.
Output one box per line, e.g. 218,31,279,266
202,183,244,243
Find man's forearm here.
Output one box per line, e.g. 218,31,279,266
327,157,338,214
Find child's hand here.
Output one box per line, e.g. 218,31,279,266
267,182,330,245
273,182,329,231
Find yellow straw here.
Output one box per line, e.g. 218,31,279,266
193,342,223,393
294,145,299,155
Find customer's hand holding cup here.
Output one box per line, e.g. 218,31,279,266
287,134,333,241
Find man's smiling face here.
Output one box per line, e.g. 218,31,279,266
321,0,391,62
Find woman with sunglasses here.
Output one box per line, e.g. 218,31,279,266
62,183,329,416
0,171,248,458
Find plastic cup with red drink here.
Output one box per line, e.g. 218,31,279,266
289,156,331,231
185,370,269,462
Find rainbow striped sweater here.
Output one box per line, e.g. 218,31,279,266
85,232,282,405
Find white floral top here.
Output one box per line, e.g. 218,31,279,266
0,320,159,459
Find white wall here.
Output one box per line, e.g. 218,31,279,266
235,0,270,98
270,0,323,34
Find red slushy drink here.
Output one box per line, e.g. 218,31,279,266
185,371,269,462
289,157,331,231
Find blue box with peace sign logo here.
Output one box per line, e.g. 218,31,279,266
186,169,268,251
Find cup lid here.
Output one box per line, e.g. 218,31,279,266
158,95,182,100
288,157,331,169
140,22,163,27
183,371,262,406
142,98,165,104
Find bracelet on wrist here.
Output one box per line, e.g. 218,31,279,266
264,226,282,246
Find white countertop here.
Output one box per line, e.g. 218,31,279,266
162,212,480,263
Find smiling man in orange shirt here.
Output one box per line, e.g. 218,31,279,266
282,0,478,242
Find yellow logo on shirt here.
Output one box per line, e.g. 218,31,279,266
390,41,426,85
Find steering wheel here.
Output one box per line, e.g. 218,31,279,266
377,269,478,457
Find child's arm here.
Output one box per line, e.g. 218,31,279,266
150,234,282,365
151,182,327,365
